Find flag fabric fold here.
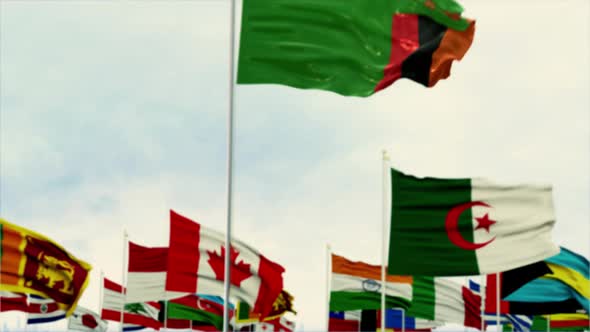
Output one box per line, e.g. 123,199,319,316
0,219,92,315
126,242,182,303
165,210,285,318
485,273,583,315
485,247,589,314
330,253,412,311
237,0,475,96
387,168,559,276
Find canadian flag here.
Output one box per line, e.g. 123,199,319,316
165,210,285,318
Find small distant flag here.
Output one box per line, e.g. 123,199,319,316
68,306,108,332
100,277,162,330
330,253,412,311
531,313,590,331
377,309,442,331
161,294,225,330
468,280,532,332
407,276,483,330
0,218,92,315
27,294,66,325
0,291,28,313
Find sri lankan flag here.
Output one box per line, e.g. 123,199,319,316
0,218,91,316
238,0,475,97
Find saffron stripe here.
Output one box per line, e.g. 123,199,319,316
0,226,25,285
332,254,412,284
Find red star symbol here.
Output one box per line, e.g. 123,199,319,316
475,213,496,232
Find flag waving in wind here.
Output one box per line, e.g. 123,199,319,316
238,0,475,96
165,210,285,318
387,168,559,276
0,218,91,315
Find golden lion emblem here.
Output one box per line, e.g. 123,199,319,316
33,252,75,295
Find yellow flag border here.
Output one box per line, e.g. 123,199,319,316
0,218,92,316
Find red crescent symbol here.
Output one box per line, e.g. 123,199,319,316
445,201,495,250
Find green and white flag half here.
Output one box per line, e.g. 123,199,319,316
387,167,559,276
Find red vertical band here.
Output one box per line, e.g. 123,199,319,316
374,14,420,93
165,210,200,293
485,273,510,314
253,254,285,318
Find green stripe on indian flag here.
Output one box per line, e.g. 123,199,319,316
388,168,559,276
330,254,412,311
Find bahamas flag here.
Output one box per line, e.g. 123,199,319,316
505,247,589,312
0,218,91,316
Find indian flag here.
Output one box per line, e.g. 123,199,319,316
330,253,412,311
387,168,560,276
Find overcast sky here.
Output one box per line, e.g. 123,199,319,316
1,0,588,331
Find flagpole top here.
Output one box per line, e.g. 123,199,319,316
382,150,389,161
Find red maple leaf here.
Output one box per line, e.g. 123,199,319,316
207,246,252,287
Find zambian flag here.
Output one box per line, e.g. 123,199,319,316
0,218,91,316
237,0,475,97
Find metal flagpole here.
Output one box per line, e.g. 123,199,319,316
120,230,128,332
546,315,550,332
223,0,237,331
99,270,104,314
481,275,485,332
496,273,500,332
325,243,332,332
381,150,390,332
164,300,168,332
401,308,405,332
24,295,28,332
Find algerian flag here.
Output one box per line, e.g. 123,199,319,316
165,210,285,318
387,168,559,276
407,276,483,330
330,253,412,311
